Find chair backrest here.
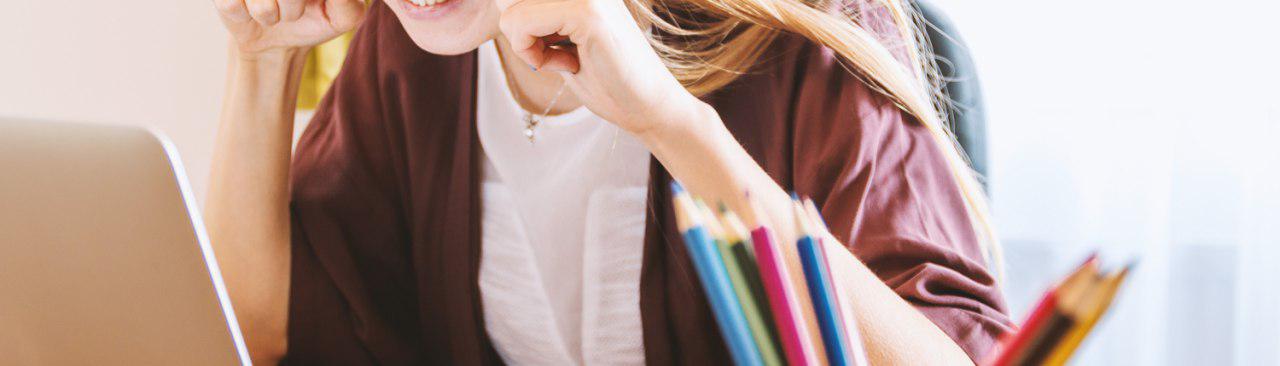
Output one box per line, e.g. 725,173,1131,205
914,0,989,180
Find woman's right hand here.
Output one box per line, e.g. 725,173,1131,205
215,0,367,57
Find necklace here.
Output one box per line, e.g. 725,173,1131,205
522,81,569,144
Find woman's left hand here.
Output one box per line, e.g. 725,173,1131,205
497,0,708,137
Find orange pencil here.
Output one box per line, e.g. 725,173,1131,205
989,255,1099,366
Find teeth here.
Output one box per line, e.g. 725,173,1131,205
408,0,448,7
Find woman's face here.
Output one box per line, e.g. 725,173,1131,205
381,0,501,55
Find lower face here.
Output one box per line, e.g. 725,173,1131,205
381,0,500,55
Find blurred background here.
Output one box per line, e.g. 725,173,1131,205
1,0,1277,364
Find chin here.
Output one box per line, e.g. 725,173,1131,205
382,0,499,55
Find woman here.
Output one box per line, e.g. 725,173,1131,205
208,0,1012,364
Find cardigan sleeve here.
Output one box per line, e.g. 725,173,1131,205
788,44,1014,362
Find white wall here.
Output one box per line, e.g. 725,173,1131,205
0,1,230,201
938,0,1280,364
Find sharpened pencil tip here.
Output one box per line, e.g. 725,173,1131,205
670,180,685,195
1122,259,1139,273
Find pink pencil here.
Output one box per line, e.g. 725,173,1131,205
752,226,823,366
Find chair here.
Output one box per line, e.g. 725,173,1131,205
914,0,990,180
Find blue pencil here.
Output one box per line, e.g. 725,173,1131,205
793,200,855,366
672,182,764,366
804,199,870,366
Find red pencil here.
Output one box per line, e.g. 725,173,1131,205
988,255,1099,366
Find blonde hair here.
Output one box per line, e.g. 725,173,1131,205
629,0,1004,277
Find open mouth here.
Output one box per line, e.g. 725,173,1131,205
404,0,451,8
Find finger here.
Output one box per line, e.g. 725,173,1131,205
539,47,580,74
246,0,281,26
520,37,550,69
325,0,367,32
499,1,582,68
214,0,252,23
278,0,305,22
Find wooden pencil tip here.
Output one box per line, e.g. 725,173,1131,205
671,187,699,232
802,198,829,232
696,199,724,238
718,209,750,244
1122,259,1138,272
791,200,811,237
740,189,764,230
1114,260,1137,279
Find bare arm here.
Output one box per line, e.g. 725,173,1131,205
639,102,975,365
496,1,977,361
205,46,307,364
207,0,364,362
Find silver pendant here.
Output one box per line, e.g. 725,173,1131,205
523,113,539,144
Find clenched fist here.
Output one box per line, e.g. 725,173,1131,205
214,0,366,56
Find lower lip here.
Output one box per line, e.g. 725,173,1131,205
400,0,461,20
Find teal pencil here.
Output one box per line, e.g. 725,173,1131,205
671,183,764,366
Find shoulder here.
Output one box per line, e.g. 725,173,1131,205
757,34,932,155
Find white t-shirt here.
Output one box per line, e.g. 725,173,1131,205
475,40,650,365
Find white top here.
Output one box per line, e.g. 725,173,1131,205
475,40,650,365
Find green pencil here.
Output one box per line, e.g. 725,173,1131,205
703,203,784,366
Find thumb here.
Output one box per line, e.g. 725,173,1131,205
325,0,367,32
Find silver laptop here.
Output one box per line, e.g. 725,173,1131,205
0,118,250,365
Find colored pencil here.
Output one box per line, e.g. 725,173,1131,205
740,192,823,366
990,256,1099,366
793,201,856,366
776,209,830,366
750,224,822,366
803,199,869,366
671,183,764,366
1043,262,1133,366
1018,268,1099,365
711,205,785,366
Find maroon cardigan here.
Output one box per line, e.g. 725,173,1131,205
282,3,1011,364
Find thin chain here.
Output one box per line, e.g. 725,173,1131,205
539,81,569,118
522,78,568,144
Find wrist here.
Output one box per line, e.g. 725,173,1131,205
635,96,719,147
224,42,311,120
231,42,311,70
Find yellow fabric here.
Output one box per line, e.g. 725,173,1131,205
298,32,355,110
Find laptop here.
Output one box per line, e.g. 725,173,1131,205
0,118,250,365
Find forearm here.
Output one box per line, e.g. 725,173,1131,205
205,44,308,363
823,236,974,364
639,102,972,365
638,102,797,240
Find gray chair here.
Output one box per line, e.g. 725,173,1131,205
914,0,989,180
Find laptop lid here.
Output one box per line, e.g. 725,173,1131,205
0,118,250,365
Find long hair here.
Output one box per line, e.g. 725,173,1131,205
629,0,1004,276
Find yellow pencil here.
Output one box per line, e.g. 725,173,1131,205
1042,263,1133,366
